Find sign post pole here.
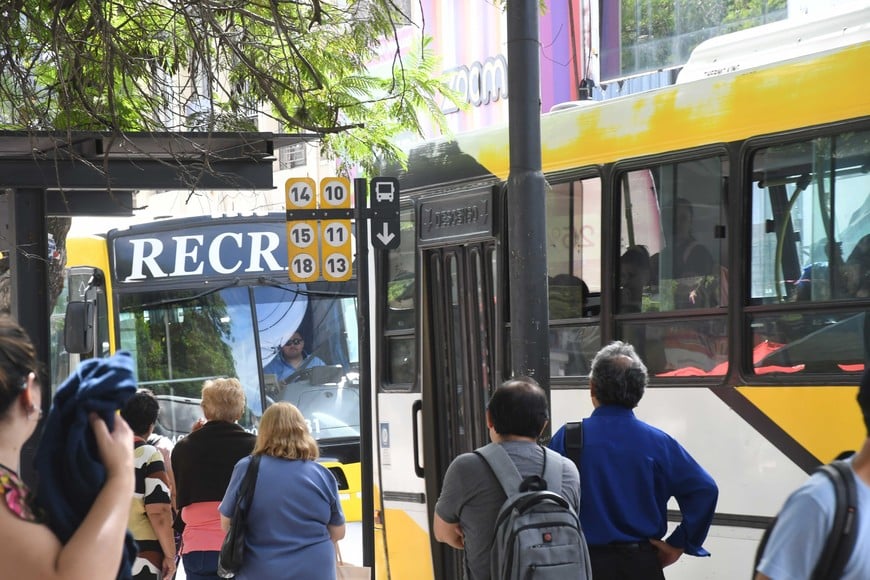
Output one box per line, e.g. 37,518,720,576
354,177,376,570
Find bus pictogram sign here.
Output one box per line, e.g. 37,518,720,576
370,177,400,250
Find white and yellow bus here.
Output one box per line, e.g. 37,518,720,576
50,213,364,521
370,7,870,579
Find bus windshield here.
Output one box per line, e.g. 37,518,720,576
116,282,359,443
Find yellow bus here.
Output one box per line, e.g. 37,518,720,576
371,7,870,579
50,213,363,521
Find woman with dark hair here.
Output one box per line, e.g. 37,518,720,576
219,402,345,579
0,316,134,580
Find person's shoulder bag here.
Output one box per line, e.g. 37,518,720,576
217,455,262,579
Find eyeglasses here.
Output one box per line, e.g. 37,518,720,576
286,338,304,346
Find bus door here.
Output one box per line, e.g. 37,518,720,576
420,238,498,580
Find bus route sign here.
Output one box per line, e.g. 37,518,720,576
285,177,320,282
320,177,352,282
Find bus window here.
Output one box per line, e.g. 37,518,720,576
749,130,870,375
547,177,602,377
617,156,728,376
383,207,416,389
750,131,870,305
255,283,360,440
117,286,261,435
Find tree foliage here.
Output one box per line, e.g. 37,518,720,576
0,0,459,315
0,0,455,173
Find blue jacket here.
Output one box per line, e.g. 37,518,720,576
33,351,139,580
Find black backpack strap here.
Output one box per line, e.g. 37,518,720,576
564,420,583,473
812,460,858,580
475,443,524,499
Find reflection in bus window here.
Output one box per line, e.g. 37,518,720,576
616,157,728,376
620,157,727,312
118,286,261,432
749,130,870,375
382,208,416,390
749,311,865,374
620,318,728,377
386,209,416,332
547,177,602,377
750,131,870,305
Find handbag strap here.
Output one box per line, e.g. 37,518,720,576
237,455,262,511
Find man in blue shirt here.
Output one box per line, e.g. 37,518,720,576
262,331,325,384
549,341,718,580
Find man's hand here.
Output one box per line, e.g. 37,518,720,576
649,538,684,568
433,513,465,550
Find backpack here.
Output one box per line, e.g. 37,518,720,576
753,459,858,580
475,443,592,580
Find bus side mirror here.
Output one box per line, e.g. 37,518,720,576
65,300,95,354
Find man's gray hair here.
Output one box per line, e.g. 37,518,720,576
590,341,648,409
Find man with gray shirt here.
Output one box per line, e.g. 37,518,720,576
433,377,581,580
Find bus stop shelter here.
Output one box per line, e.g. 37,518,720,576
0,130,307,481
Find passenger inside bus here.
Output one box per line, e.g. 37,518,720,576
674,197,714,278
794,234,870,301
548,274,589,319
650,197,721,310
619,245,651,314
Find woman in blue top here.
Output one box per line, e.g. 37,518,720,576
219,402,345,579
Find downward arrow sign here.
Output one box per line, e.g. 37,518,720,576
375,222,396,246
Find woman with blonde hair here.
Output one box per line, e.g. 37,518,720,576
171,378,255,580
219,402,345,579
0,315,134,579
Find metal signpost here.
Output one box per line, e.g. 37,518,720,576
284,176,399,570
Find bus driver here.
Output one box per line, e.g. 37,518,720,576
263,331,325,384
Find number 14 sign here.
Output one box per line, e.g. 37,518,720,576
285,177,353,283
